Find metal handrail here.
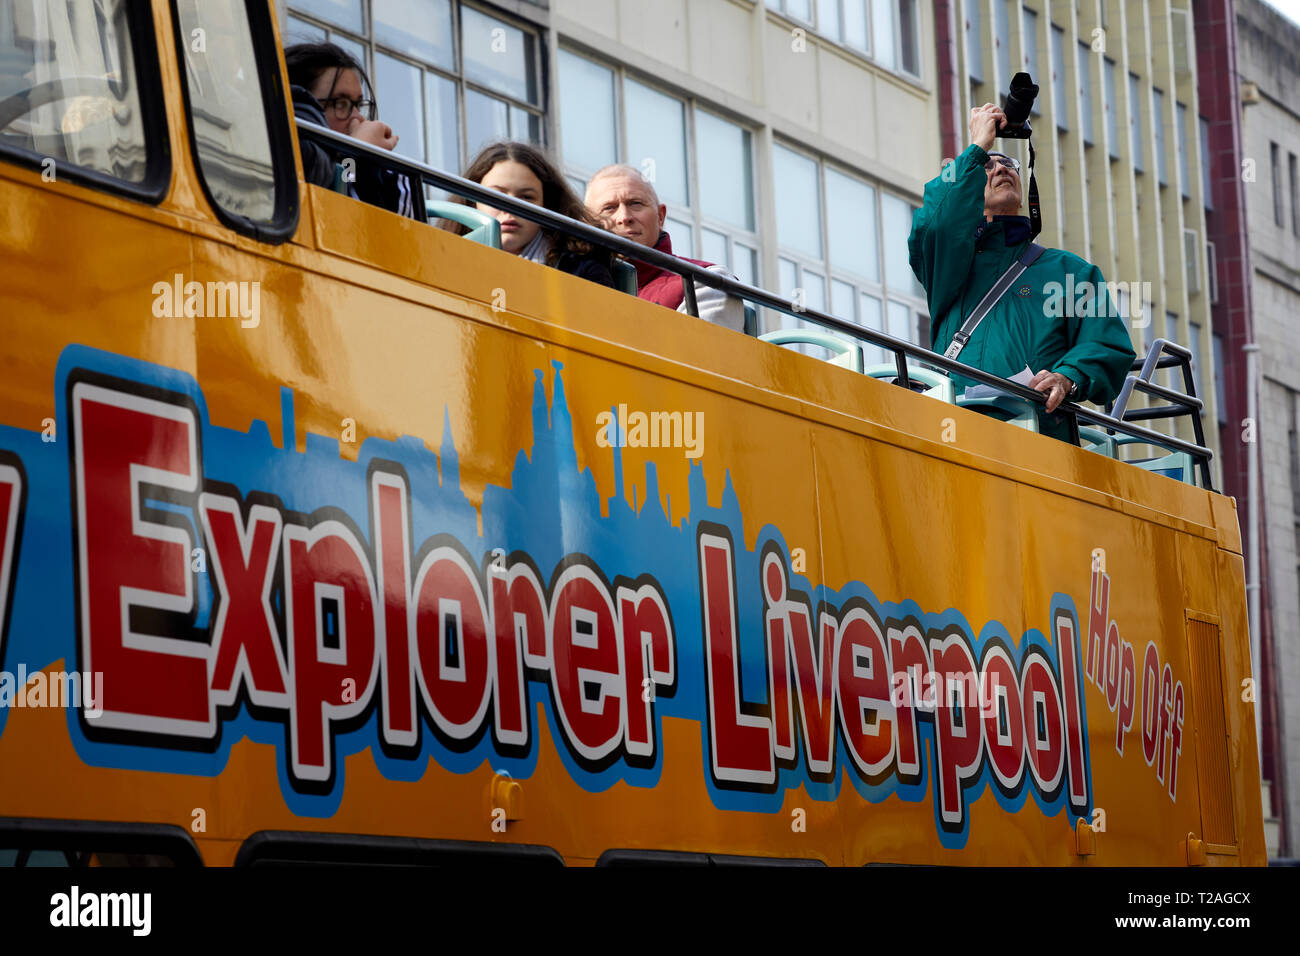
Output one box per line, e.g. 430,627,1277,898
295,119,1216,490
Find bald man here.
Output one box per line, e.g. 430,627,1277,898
585,165,745,333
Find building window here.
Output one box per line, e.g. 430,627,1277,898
1177,102,1190,199
1188,321,1204,402
1291,153,1299,238
1200,116,1213,209
1272,142,1285,227
286,1,545,174
1050,25,1066,131
1153,88,1166,187
1021,7,1038,114
1078,43,1094,146
1163,311,1179,386
557,50,759,284
1104,57,1118,160
966,0,982,83
1212,333,1228,426
1128,72,1143,173
766,1,917,77
772,143,926,362
994,0,1011,87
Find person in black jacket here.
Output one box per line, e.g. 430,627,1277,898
285,42,415,218
446,142,614,288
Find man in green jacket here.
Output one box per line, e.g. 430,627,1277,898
909,103,1136,441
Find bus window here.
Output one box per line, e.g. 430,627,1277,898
0,819,202,867
171,0,298,241
234,831,565,867
0,1,168,200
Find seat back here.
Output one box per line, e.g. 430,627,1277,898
426,200,502,248
1077,427,1118,458
955,393,1041,433
862,364,955,403
612,259,638,296
1112,435,1198,486
759,329,863,372
743,303,757,337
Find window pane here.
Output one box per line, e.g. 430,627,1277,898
1079,43,1094,145
994,0,1010,85
1051,25,1066,129
787,0,813,22
887,300,913,342
426,71,459,172
372,0,452,67
846,0,869,52
898,0,919,75
1200,117,1212,208
697,112,755,230
462,7,536,105
774,145,822,259
1022,8,1038,99
873,0,896,70
1177,102,1190,197
860,293,887,364
330,32,368,71
558,51,616,175
831,279,855,319
1212,334,1227,424
509,106,540,145
1164,312,1179,386
733,244,758,286
0,0,152,184
286,16,327,43
826,169,878,281
626,81,689,206
1154,88,1166,185
881,193,920,297
779,257,799,298
702,227,729,266
177,0,276,220
817,0,841,42
802,270,827,312
1129,73,1143,171
1188,321,1203,399
1104,59,1119,158
374,52,424,161
465,88,508,157
291,0,363,33
967,0,982,82
666,216,694,257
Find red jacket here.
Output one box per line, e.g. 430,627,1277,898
634,231,716,309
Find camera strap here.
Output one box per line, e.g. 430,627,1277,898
943,242,1045,361
1027,137,1042,239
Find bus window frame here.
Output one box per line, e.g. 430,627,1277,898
596,849,825,867
0,1,172,204
167,0,300,244
0,817,203,866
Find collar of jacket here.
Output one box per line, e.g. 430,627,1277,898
633,231,675,288
973,215,1032,247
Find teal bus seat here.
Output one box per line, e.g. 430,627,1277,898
955,393,1040,434
1078,427,1118,458
426,200,502,248
743,303,757,337
331,162,350,195
760,329,863,372
1112,434,1197,486
612,259,638,295
863,363,955,403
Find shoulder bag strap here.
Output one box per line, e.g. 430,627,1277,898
943,242,1045,361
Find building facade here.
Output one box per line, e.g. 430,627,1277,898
277,0,942,360
1237,0,1300,858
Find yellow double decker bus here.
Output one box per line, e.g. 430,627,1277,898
0,0,1264,868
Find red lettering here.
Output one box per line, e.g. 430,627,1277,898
72,385,210,734
1168,681,1184,801
930,635,983,827
1055,611,1089,812
617,582,674,758
836,608,894,779
200,494,287,709
700,532,773,786
1086,566,1109,689
550,566,622,761
371,473,416,748
1021,656,1065,793
888,624,930,779
0,462,21,652
285,521,379,781
1141,642,1161,766
980,647,1024,790
1115,640,1136,755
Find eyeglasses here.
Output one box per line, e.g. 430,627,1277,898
318,96,376,121
985,154,1021,173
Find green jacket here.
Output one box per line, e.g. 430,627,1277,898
908,143,1136,440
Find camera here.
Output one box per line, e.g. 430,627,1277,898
998,72,1039,139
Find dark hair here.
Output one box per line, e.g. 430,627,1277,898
448,142,605,268
284,42,377,120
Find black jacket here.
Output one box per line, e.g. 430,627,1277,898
291,86,415,219
554,248,614,288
